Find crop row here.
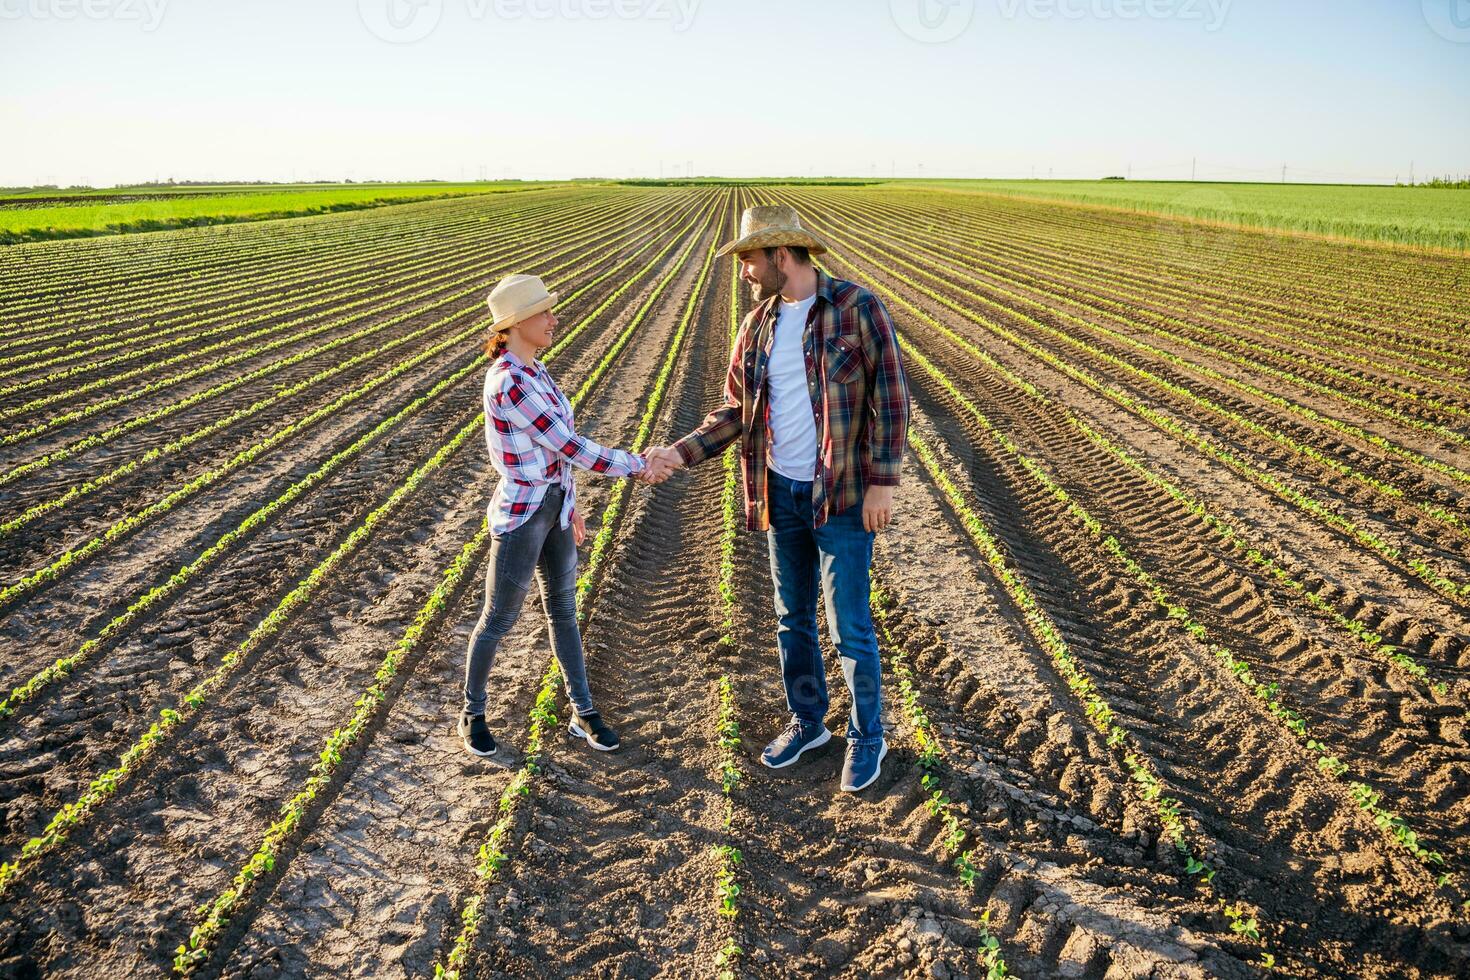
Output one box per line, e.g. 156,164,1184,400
0,189,593,349
796,196,1470,510
820,192,1470,423
834,190,1470,371
0,194,722,718
929,188,1469,331
870,590,1011,978
166,198,726,974
710,253,745,980
0,189,649,381
0,192,710,543
901,337,1457,902
810,229,1470,609
903,426,1276,970
0,407,487,895
8,191,672,358
173,524,492,974
0,194,675,427
818,245,1459,695
0,188,597,324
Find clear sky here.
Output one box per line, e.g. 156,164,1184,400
2,0,1466,187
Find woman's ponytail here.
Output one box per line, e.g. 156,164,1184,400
485,329,508,359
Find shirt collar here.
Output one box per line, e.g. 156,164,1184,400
814,268,839,305
759,269,835,321
498,347,542,378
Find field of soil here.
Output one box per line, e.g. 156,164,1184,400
0,184,1467,978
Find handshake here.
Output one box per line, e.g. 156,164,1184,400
637,446,683,485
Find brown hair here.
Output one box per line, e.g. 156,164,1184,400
485,328,508,358
763,244,812,265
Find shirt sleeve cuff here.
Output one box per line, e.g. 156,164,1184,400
673,438,702,466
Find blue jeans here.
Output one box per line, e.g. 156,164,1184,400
766,470,884,745
462,485,594,718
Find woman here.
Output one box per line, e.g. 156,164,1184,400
459,273,671,758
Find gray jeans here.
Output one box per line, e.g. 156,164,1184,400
462,485,594,718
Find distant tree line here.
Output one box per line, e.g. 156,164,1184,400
1398,175,1470,189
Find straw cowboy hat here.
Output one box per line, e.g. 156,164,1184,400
487,273,558,332
714,204,829,259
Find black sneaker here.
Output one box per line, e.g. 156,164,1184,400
458,712,498,757
568,711,620,752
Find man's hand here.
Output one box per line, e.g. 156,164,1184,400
570,508,587,546
862,484,896,533
640,446,683,484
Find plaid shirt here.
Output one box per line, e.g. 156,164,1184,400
483,349,646,535
672,270,909,531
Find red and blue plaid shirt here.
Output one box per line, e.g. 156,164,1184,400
483,349,646,535
672,270,910,530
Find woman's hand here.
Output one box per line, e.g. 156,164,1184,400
640,447,681,484
571,508,587,546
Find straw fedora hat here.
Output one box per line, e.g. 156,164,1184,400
487,273,559,332
714,205,829,259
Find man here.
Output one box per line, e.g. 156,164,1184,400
649,204,910,792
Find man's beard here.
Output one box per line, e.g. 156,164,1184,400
751,264,786,302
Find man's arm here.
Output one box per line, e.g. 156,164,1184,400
863,294,910,487
665,314,751,468
860,294,909,531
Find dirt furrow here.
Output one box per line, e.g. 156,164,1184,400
816,244,1470,655
894,312,1470,846
0,196,726,979
198,199,727,979
0,202,716,833
907,392,1467,977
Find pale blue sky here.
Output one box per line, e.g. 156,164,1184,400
2,0,1466,186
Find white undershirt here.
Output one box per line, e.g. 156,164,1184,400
766,294,819,482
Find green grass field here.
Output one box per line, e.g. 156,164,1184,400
0,181,569,244
910,179,1470,252
4,177,1466,252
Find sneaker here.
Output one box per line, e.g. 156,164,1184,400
569,711,621,752
840,739,888,792
458,712,498,758
760,716,832,769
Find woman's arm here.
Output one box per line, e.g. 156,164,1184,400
492,377,646,478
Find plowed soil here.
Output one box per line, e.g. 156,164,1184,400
1,184,1468,979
